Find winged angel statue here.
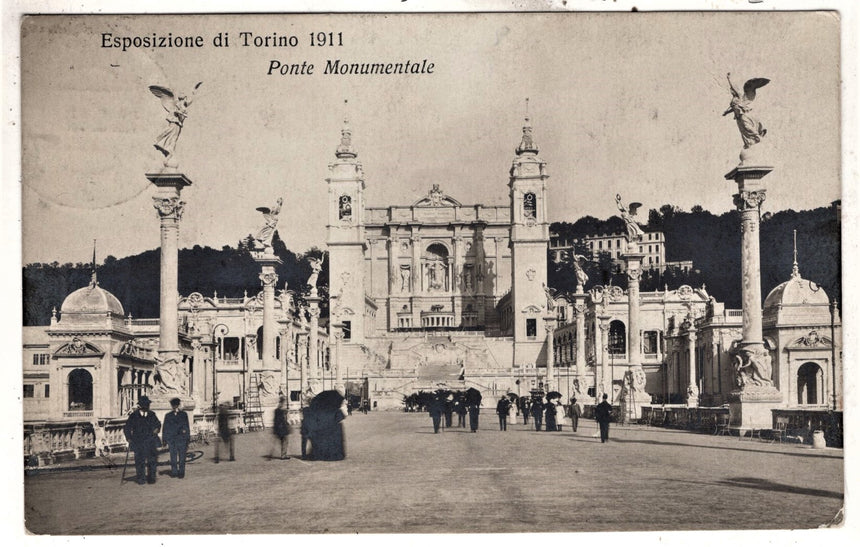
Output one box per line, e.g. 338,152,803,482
615,194,644,243
253,197,283,250
723,73,769,149
149,82,203,165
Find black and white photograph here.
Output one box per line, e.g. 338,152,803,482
7,1,856,542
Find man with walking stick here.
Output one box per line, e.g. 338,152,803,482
123,396,162,484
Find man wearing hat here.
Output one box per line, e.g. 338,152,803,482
123,395,162,484
162,397,191,478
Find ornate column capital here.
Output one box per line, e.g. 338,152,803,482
259,272,279,288
626,267,643,282
733,189,767,212
152,196,185,220
307,306,321,319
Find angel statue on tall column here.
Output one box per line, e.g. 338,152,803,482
149,82,203,165
253,197,283,250
572,254,589,290
723,73,770,149
615,194,644,243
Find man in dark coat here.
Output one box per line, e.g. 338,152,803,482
468,402,480,432
428,396,444,433
521,399,530,425
595,393,613,443
496,397,511,431
530,398,544,431
162,397,190,478
454,397,467,428
443,394,454,428
273,396,291,459
123,395,161,485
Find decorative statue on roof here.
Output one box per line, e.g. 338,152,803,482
149,82,203,166
572,254,589,291
253,197,283,251
615,194,645,243
723,73,770,149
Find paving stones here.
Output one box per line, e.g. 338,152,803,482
24,412,844,534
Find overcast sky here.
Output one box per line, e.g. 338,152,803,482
21,11,841,265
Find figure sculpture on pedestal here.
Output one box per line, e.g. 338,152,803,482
615,194,644,243
149,82,203,166
723,73,770,149
253,198,283,251
153,355,188,396
732,346,774,388
307,257,323,289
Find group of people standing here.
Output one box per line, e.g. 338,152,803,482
122,395,191,485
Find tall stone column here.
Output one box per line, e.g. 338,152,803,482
621,251,649,419
299,333,309,405
411,234,421,293
333,326,345,394
190,337,202,409
573,295,587,395
544,319,556,391
255,254,282,372
148,172,191,410
685,327,698,407
307,298,322,395
725,163,779,427
148,173,191,363
597,314,611,402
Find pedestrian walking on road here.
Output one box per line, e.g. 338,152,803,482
454,397,467,428
570,396,581,432
521,399,530,425
162,397,190,478
444,394,454,428
123,395,161,485
544,398,558,432
496,396,510,431
468,403,480,432
273,396,291,459
428,395,444,433
215,404,235,462
531,398,544,431
595,393,613,443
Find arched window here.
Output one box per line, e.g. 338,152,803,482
609,320,626,355
523,192,536,219
797,362,824,405
68,368,93,411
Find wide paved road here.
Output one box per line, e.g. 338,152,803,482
24,411,843,534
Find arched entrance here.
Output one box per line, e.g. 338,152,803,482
68,368,93,410
797,362,824,405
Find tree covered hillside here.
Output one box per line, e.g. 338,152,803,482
550,203,841,310
23,232,327,326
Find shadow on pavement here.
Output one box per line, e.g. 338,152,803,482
579,436,843,459
717,477,843,500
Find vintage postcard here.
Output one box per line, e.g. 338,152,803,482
9,2,855,544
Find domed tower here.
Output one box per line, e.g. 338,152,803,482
47,269,129,420
762,232,841,409
508,111,551,367
326,111,367,346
